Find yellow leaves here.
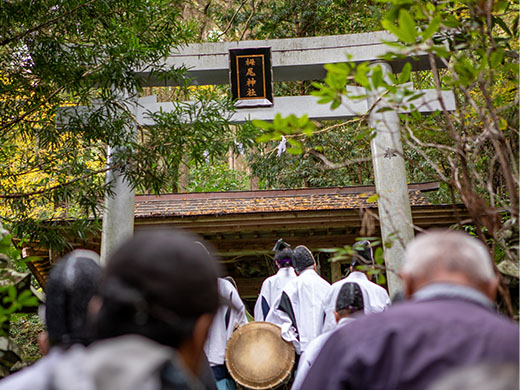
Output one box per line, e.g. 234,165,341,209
499,117,509,131
0,134,104,220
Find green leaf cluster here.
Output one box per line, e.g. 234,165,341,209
0,1,235,251
254,114,316,155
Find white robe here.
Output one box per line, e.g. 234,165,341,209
254,267,297,321
322,271,390,333
204,278,248,366
291,317,355,390
265,268,330,354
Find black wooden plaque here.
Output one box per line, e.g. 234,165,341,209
229,47,273,108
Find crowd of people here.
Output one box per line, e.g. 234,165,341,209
0,228,518,390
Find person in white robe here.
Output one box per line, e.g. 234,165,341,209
292,282,364,390
254,246,296,321
322,241,390,333
204,278,248,389
265,246,330,355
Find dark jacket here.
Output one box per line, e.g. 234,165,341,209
301,284,519,390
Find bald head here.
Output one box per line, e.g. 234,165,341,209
401,230,497,298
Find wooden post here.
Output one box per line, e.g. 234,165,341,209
331,261,342,282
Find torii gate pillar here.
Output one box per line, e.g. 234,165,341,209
100,90,137,265
367,62,414,296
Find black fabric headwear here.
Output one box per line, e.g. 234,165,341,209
292,245,315,272
96,229,220,349
274,247,293,268
336,282,364,313
45,249,101,347
272,238,291,252
351,240,374,267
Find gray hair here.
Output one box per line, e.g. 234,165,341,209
401,230,495,284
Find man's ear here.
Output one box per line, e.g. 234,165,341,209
484,277,498,302
400,273,415,298
88,295,103,318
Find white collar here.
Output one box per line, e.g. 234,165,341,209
298,267,315,276
346,271,368,281
413,283,494,309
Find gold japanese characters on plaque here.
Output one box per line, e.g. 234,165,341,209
229,47,273,108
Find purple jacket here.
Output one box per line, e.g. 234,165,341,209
301,285,519,390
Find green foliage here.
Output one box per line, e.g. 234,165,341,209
321,237,388,285
208,0,383,40
254,114,315,155
131,89,236,194
381,9,418,44
187,163,250,193
0,286,38,337
280,0,518,213
245,0,518,305
249,126,374,189
9,314,45,364
0,225,39,338
0,1,234,251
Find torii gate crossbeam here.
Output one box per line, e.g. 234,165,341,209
61,32,455,296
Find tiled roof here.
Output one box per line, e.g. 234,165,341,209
135,185,432,219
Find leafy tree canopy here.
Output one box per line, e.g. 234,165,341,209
0,1,239,249
252,0,519,313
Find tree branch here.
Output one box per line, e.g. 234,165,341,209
0,0,98,47
218,0,248,38
239,0,256,40
308,149,371,169
0,166,112,199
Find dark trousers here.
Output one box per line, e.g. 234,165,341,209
211,364,232,381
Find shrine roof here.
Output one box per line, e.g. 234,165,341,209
134,182,437,219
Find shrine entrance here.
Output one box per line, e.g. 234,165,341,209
60,31,455,296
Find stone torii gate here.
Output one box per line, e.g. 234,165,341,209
65,31,455,296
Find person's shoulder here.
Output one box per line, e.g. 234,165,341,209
329,303,408,340
377,297,514,329
0,348,68,390
218,278,239,295
305,270,330,286
308,270,330,285
262,274,277,286
0,356,51,390
458,301,520,332
318,275,331,288
331,276,350,290
369,280,390,297
303,331,331,358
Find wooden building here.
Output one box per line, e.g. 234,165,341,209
24,181,469,306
